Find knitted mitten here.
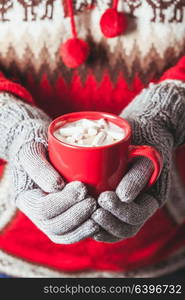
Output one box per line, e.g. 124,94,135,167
0,93,98,244
92,80,185,242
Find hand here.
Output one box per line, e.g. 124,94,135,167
92,157,157,242
92,80,185,242
0,93,98,243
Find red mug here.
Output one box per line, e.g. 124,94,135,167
48,111,163,196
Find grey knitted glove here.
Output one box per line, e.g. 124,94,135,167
92,80,185,242
0,93,98,243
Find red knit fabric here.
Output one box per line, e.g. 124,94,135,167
0,73,34,105
0,57,185,273
0,209,184,272
160,56,185,82
0,160,6,178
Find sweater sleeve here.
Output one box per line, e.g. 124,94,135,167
159,56,185,83
159,56,185,147
0,72,35,174
0,72,34,105
160,56,185,196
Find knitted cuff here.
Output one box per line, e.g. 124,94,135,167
122,80,185,148
0,93,51,161
148,80,185,147
9,119,49,163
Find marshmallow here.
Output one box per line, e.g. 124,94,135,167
108,122,124,133
107,130,125,140
96,118,108,129
87,127,98,136
66,136,75,144
92,131,107,146
83,136,95,145
82,119,97,128
59,126,84,136
73,131,84,141
77,139,84,145
102,135,115,146
54,118,125,147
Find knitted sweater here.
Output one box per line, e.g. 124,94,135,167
0,0,185,278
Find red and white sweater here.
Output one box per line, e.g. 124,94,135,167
0,0,185,277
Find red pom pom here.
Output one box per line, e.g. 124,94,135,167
100,8,127,38
60,38,90,68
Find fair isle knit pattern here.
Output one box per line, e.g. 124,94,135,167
0,1,185,83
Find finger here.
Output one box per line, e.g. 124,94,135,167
92,208,142,239
47,219,99,244
16,181,88,220
98,191,158,225
42,181,88,219
19,142,65,193
41,197,97,235
116,157,154,203
93,229,120,243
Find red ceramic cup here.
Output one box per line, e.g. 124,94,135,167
48,111,163,196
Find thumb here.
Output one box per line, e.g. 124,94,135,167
116,157,154,203
19,142,65,193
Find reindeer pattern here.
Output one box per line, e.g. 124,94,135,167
0,0,13,21
169,0,185,22
17,0,57,21
146,0,185,22
124,0,142,15
0,0,185,22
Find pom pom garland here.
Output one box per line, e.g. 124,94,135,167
60,0,126,68
60,0,90,68
60,38,90,69
100,8,127,38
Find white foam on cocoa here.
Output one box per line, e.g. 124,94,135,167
54,118,125,147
